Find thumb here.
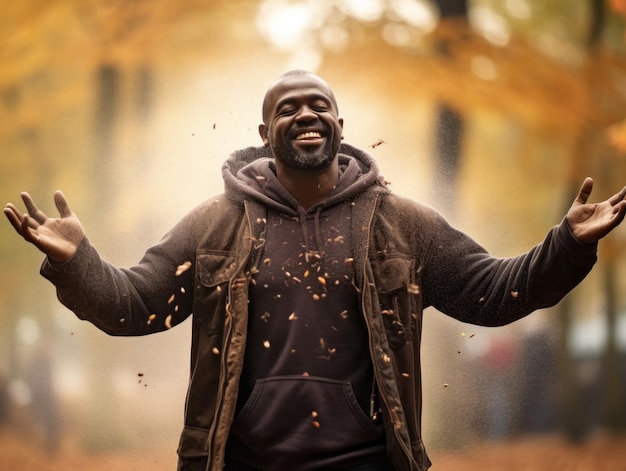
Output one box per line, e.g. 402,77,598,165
574,177,594,205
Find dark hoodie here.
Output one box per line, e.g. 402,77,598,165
223,145,389,470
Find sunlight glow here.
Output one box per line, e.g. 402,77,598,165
505,0,532,20
390,0,438,33
470,7,511,46
471,55,498,81
256,0,315,49
344,0,384,22
16,317,40,346
382,23,413,47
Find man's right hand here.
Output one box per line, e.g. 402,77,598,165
4,191,85,263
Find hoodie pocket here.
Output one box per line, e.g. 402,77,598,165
230,376,382,463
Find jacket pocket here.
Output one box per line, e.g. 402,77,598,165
371,257,420,350
230,376,383,466
193,250,237,335
177,425,209,457
197,250,238,287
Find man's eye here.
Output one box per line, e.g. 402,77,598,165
278,106,296,115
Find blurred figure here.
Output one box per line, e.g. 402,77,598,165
0,372,9,427
519,317,558,435
27,340,61,454
483,332,518,440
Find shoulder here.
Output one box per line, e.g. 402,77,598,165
186,194,243,218
170,194,245,237
377,191,442,223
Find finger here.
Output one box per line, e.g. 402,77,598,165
608,185,626,206
4,205,24,234
20,215,39,244
20,192,47,224
54,190,72,218
4,203,38,229
613,200,626,225
574,177,594,205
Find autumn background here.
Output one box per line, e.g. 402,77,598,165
1,1,626,470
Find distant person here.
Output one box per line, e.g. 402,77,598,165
0,373,9,426
4,70,626,471
27,341,61,453
483,333,518,440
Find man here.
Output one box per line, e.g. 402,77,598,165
4,70,626,471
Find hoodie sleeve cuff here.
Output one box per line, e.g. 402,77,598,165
40,237,90,279
558,217,597,257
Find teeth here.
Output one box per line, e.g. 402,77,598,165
296,131,322,140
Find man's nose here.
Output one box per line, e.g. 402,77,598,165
295,105,317,122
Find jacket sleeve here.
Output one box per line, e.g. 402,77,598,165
422,214,597,326
39,209,201,336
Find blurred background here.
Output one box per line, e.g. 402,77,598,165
1,0,626,470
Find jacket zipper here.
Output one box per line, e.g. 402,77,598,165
205,203,257,471
359,193,417,470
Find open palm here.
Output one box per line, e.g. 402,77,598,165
566,178,626,244
4,191,85,262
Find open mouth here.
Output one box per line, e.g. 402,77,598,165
295,131,323,141
292,129,327,151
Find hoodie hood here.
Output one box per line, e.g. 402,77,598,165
222,142,387,216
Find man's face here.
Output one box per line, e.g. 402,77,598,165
259,73,343,171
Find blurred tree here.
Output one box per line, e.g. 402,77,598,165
431,0,468,217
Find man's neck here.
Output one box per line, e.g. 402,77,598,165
276,162,339,210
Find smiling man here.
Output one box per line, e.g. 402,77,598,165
4,70,626,471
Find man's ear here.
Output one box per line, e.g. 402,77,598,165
258,124,270,147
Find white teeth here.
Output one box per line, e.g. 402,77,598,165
296,131,322,140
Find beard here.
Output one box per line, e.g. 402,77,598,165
273,143,334,171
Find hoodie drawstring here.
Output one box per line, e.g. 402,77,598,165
300,206,325,264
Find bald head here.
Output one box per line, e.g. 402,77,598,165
261,70,339,124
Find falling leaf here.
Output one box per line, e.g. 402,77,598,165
176,261,192,276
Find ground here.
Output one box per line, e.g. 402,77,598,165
1,429,626,470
